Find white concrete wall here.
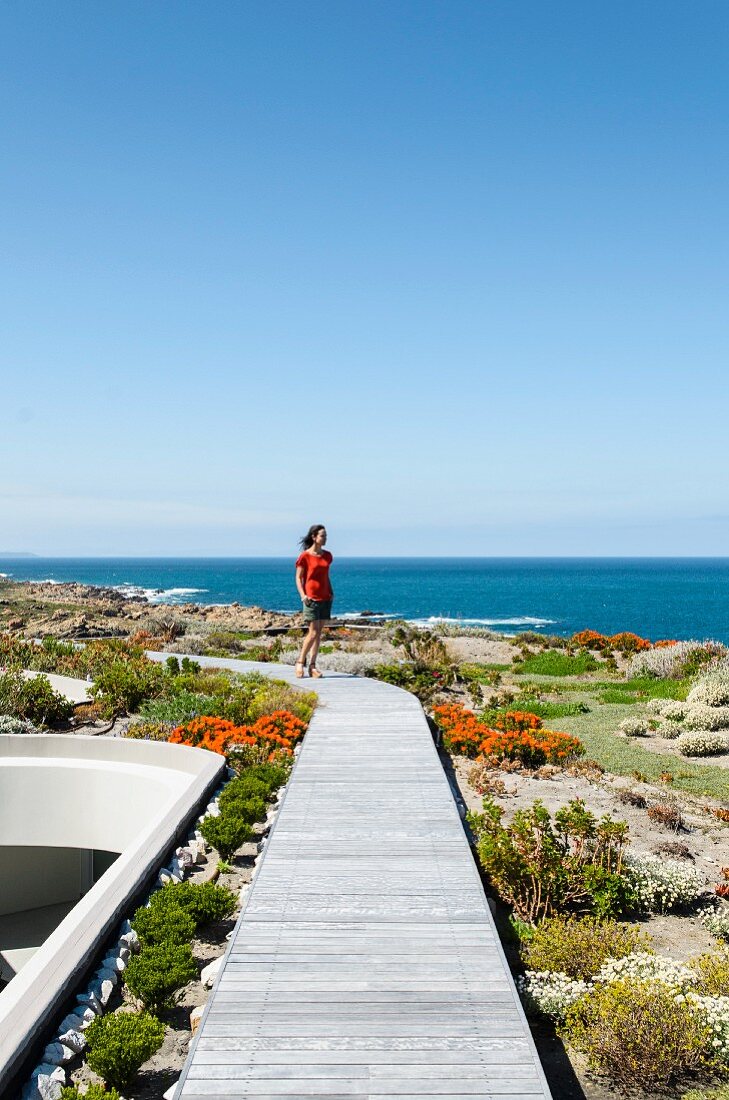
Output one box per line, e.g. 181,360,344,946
0,848,87,916
0,734,225,1093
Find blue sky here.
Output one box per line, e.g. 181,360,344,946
2,1,728,556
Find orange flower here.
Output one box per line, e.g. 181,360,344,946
572,629,609,650
433,702,583,767
168,709,307,759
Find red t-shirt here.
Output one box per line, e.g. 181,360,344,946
296,550,333,600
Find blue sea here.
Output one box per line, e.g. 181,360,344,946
3,557,729,644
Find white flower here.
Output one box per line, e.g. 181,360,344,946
683,704,729,732
702,908,729,942
661,720,683,739
517,970,589,1021
686,992,729,1064
688,671,729,708
595,951,695,991
660,701,687,723
626,852,704,913
627,641,727,680
677,730,729,757
0,715,40,735
618,716,650,737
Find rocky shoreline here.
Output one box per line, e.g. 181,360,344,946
0,579,304,640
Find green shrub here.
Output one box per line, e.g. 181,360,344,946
369,662,449,704
204,630,256,652
165,656,180,674
390,626,451,666
0,669,73,725
124,720,173,741
521,915,652,982
682,1085,729,1100
124,943,197,1012
199,813,252,860
563,979,714,1091
468,797,633,924
246,680,316,724
219,774,271,805
0,715,40,735
141,670,315,727
85,1010,165,1089
90,658,166,718
140,689,218,724
693,948,729,996
61,1086,121,1100
148,881,237,927
247,761,289,789
519,652,599,677
131,902,196,947
218,793,267,825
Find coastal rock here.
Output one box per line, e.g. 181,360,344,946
41,1043,75,1066
22,1064,65,1100
201,956,223,988
75,991,102,1015
177,846,196,868
57,1029,86,1054
102,953,126,974
190,1004,205,1035
97,977,116,1005
119,927,140,951
168,856,185,879
58,1013,86,1035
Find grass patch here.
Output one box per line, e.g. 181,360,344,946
517,652,599,677
461,662,512,679
476,699,590,725
558,705,729,802
516,676,689,700
598,689,640,705
513,699,590,720
621,677,690,699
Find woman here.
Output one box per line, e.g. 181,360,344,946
295,524,333,678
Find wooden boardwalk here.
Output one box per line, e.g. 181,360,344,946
175,664,552,1100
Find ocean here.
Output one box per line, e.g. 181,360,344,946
2,557,729,643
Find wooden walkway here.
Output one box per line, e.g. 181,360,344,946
174,663,552,1100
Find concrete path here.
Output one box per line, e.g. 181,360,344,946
150,657,552,1100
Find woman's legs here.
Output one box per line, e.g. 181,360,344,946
308,620,324,669
297,622,319,667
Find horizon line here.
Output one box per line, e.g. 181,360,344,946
4,554,729,562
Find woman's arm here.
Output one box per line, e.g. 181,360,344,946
295,565,307,602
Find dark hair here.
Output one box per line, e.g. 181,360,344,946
299,524,326,550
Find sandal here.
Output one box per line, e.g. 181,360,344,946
295,661,305,678
309,665,323,679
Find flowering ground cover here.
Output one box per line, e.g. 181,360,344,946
433,701,584,767
168,711,306,761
